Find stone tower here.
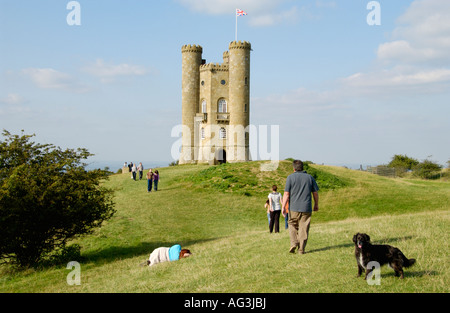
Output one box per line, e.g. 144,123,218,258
180,44,203,164
228,41,251,163
179,41,251,164
179,41,251,165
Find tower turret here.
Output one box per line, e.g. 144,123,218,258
180,44,203,164
228,41,251,162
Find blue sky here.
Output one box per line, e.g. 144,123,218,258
1,0,449,170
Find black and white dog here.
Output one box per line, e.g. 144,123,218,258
353,233,416,279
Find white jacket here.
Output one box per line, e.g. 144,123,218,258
148,247,170,266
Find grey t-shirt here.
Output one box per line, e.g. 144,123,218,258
268,192,282,211
284,171,319,213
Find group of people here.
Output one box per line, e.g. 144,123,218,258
142,160,319,267
125,162,145,181
146,169,160,192
124,162,160,192
264,160,319,255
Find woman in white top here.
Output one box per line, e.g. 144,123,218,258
268,185,282,233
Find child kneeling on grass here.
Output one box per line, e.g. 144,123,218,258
143,244,192,266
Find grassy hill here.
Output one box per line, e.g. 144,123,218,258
0,161,449,292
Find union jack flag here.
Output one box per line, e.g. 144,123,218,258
236,9,247,16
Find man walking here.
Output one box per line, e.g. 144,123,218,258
282,160,319,254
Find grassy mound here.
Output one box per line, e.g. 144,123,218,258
184,160,350,196
1,161,449,293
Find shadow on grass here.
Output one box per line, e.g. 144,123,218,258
380,270,438,279
308,236,414,254
80,238,218,265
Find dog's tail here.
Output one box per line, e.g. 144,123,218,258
401,252,416,268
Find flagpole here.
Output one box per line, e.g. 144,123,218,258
235,9,246,41
235,9,238,41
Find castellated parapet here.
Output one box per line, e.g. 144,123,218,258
179,41,251,165
228,41,252,50
181,44,203,53
200,63,229,72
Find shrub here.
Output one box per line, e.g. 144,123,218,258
0,130,115,268
414,159,443,179
387,154,419,176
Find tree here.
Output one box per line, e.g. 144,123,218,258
0,130,115,267
414,159,443,179
387,154,419,170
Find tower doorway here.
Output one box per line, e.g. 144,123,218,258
216,149,227,164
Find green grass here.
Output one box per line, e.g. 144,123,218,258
184,161,349,197
1,161,449,292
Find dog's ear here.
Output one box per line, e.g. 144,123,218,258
353,234,358,243
364,234,371,242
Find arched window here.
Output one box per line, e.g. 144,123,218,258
201,100,207,113
219,127,226,139
218,99,227,113
201,127,205,140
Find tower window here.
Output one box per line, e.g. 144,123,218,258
218,99,227,113
201,127,205,140
244,103,248,113
219,127,227,139
221,80,226,85
202,100,207,113
245,77,248,85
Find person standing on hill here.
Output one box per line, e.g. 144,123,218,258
138,162,144,180
264,199,271,227
153,170,160,191
131,163,137,181
147,169,154,192
268,185,282,233
282,160,319,254
282,195,289,230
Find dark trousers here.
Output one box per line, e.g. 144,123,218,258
269,210,281,233
147,179,153,192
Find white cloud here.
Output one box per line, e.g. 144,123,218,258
177,0,283,15
377,40,440,65
343,67,450,91
0,94,31,116
0,93,27,105
82,59,150,83
176,0,299,26
378,0,450,66
22,68,90,93
344,0,450,94
254,0,450,120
